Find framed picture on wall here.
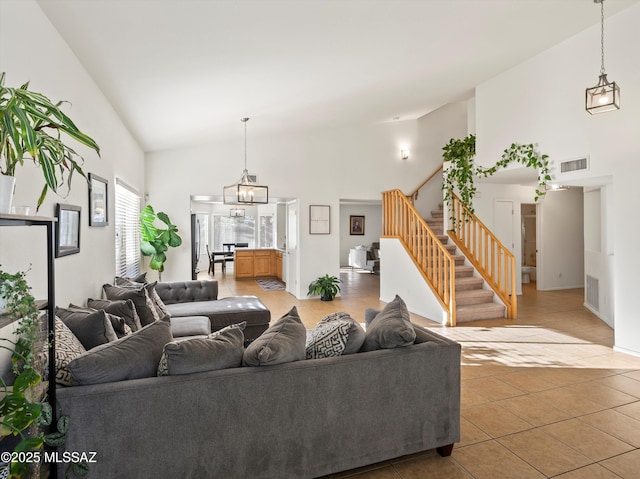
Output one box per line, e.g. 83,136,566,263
350,215,365,235
309,205,330,234
88,173,108,226
56,203,81,257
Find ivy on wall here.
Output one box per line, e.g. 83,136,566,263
442,134,550,220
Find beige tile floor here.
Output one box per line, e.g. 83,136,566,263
201,267,640,478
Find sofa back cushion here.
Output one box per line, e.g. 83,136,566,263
155,280,218,304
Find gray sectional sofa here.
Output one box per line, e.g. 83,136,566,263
155,280,271,342
55,325,460,478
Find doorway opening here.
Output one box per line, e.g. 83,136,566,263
521,203,537,288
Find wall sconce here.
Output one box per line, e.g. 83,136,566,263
400,149,410,161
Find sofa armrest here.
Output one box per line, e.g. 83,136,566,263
155,280,218,304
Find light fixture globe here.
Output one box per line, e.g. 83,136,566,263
223,118,269,205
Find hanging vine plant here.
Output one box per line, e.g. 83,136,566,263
442,134,550,219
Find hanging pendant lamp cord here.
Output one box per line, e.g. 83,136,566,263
244,119,248,170
600,0,605,75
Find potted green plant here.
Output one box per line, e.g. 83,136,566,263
0,72,100,213
140,205,183,281
307,274,341,301
0,266,70,479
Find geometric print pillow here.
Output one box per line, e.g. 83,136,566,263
305,320,351,359
54,317,87,386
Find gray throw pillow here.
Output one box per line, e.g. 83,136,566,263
317,311,365,355
242,306,306,366
305,320,350,359
158,323,246,376
68,303,128,338
361,295,416,352
55,306,118,350
68,319,173,386
87,298,142,332
364,308,381,327
103,284,158,326
54,317,87,386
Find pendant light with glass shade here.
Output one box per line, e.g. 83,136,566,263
585,0,620,114
223,118,268,204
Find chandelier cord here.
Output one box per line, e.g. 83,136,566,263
600,0,605,75
243,119,248,171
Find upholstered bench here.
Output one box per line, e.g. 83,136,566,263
156,280,270,342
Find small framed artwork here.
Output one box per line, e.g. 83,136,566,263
56,203,81,257
88,173,108,226
230,208,245,217
350,215,365,235
309,205,330,234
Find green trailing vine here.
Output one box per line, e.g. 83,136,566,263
442,134,550,221
0,266,74,478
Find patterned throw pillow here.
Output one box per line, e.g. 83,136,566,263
317,312,365,355
54,317,87,386
305,320,351,359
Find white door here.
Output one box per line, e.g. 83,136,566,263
286,200,299,297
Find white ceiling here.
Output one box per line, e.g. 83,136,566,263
36,0,638,153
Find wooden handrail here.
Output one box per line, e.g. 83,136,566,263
408,164,443,203
382,189,457,326
447,192,517,318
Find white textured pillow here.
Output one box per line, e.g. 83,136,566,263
306,320,351,359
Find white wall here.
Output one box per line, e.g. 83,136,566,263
379,238,446,324
146,119,430,298
339,204,382,266
0,0,144,375
474,4,640,354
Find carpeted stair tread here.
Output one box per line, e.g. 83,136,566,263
455,277,484,290
455,265,474,278
456,302,505,322
456,289,494,305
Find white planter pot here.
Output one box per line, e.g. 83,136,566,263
0,175,16,214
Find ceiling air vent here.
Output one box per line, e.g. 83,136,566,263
560,157,589,173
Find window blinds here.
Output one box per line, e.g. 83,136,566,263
114,179,141,278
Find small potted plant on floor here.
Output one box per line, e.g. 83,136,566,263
307,274,341,301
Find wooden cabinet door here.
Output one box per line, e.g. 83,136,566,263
235,252,254,278
275,252,283,281
254,251,272,277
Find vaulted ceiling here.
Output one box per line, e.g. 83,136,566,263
37,0,638,152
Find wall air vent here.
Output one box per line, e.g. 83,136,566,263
560,157,589,173
586,274,599,312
